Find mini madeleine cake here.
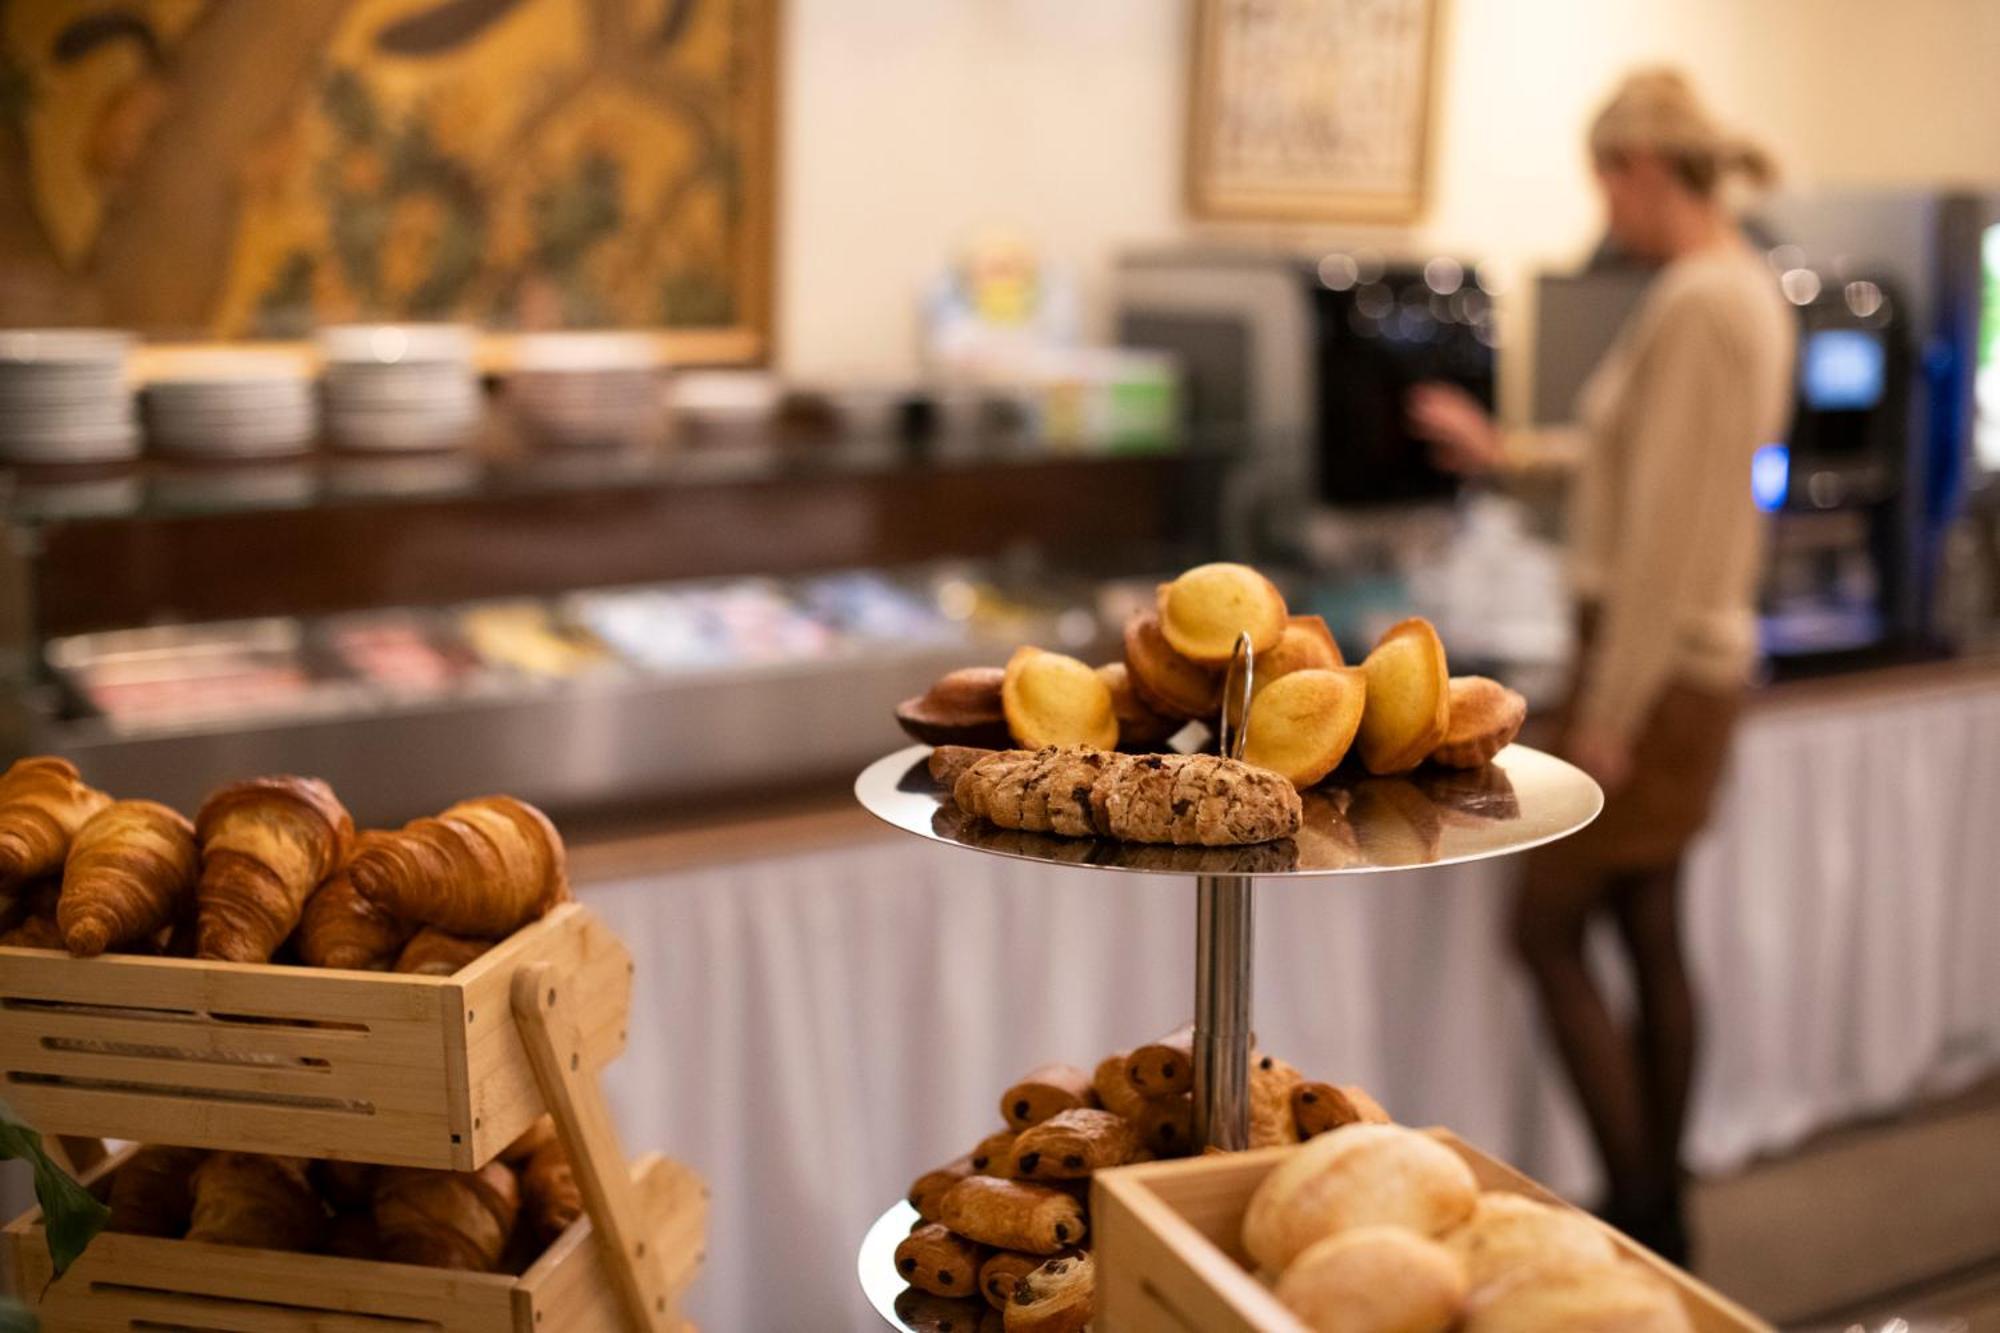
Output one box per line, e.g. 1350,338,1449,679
1095,661,1180,749
1252,615,1343,695
1122,611,1223,720
1001,647,1119,751
1156,562,1288,665
1430,676,1528,769
1357,618,1450,775
896,665,1013,748
1242,667,1367,788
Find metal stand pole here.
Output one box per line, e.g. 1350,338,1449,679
1192,872,1254,1151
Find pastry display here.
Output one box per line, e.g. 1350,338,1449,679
1432,677,1529,770
950,748,1302,846
95,1134,584,1275
0,757,570,976
1357,619,1452,776
1156,562,1288,665
893,562,1536,867
1231,1120,1699,1333
1000,647,1120,751
892,1027,1398,1325
56,800,197,957
898,666,1015,749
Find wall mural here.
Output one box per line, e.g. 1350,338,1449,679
1187,0,1441,223
0,0,775,353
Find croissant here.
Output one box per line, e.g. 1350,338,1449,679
186,1153,326,1251
107,1145,206,1237
349,796,566,938
521,1140,583,1244
194,778,352,963
0,882,63,949
373,1162,521,1271
58,801,199,958
394,926,494,976
0,757,110,889
298,833,414,970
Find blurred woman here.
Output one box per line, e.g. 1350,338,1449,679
1408,69,1795,1261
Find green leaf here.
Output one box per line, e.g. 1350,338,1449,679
0,1105,109,1279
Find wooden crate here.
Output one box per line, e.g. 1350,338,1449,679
0,903,629,1170
5,1146,706,1333
1093,1130,1775,1333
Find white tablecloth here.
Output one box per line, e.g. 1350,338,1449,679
583,675,2000,1332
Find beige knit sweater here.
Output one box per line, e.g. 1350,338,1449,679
1568,240,1796,744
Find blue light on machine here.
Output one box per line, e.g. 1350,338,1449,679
1752,442,1789,512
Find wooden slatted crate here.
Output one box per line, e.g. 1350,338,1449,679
0,903,629,1170
1093,1130,1774,1333
6,1145,706,1333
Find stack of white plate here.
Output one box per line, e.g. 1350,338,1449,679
508,332,665,449
0,329,138,465
320,323,482,452
143,347,318,459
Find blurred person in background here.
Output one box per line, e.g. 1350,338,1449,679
1407,69,1796,1261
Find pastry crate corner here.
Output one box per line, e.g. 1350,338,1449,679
0,902,630,1170
1090,1130,1775,1333
5,1145,707,1332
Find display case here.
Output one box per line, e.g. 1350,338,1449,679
0,427,1218,823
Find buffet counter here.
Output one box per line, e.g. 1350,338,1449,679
568,655,2000,1332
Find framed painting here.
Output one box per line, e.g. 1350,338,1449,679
1186,0,1443,224
0,0,777,364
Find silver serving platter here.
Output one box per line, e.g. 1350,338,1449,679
854,742,1603,878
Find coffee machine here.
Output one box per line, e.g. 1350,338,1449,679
1113,248,1493,513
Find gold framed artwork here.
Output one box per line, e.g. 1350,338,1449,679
1186,0,1443,224
0,0,777,363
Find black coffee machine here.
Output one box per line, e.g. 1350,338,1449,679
1759,269,1918,664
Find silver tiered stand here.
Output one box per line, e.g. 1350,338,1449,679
853,639,1603,1330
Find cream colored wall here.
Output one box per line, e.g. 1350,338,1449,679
776,0,2000,402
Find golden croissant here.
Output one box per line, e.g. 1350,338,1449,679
59,800,199,957
373,1162,521,1271
348,795,567,937
195,777,353,963
0,757,110,889
297,831,414,970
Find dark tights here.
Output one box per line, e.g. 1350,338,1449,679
1512,862,1697,1229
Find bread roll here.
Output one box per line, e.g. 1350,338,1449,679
896,1220,985,1299
1276,1225,1467,1333
1444,1192,1618,1292
1241,1124,1477,1274
938,1177,1086,1255
1003,1249,1095,1333
1011,1109,1142,1180
998,1064,1094,1132
1462,1260,1695,1333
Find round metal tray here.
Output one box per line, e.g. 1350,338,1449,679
855,742,1603,878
